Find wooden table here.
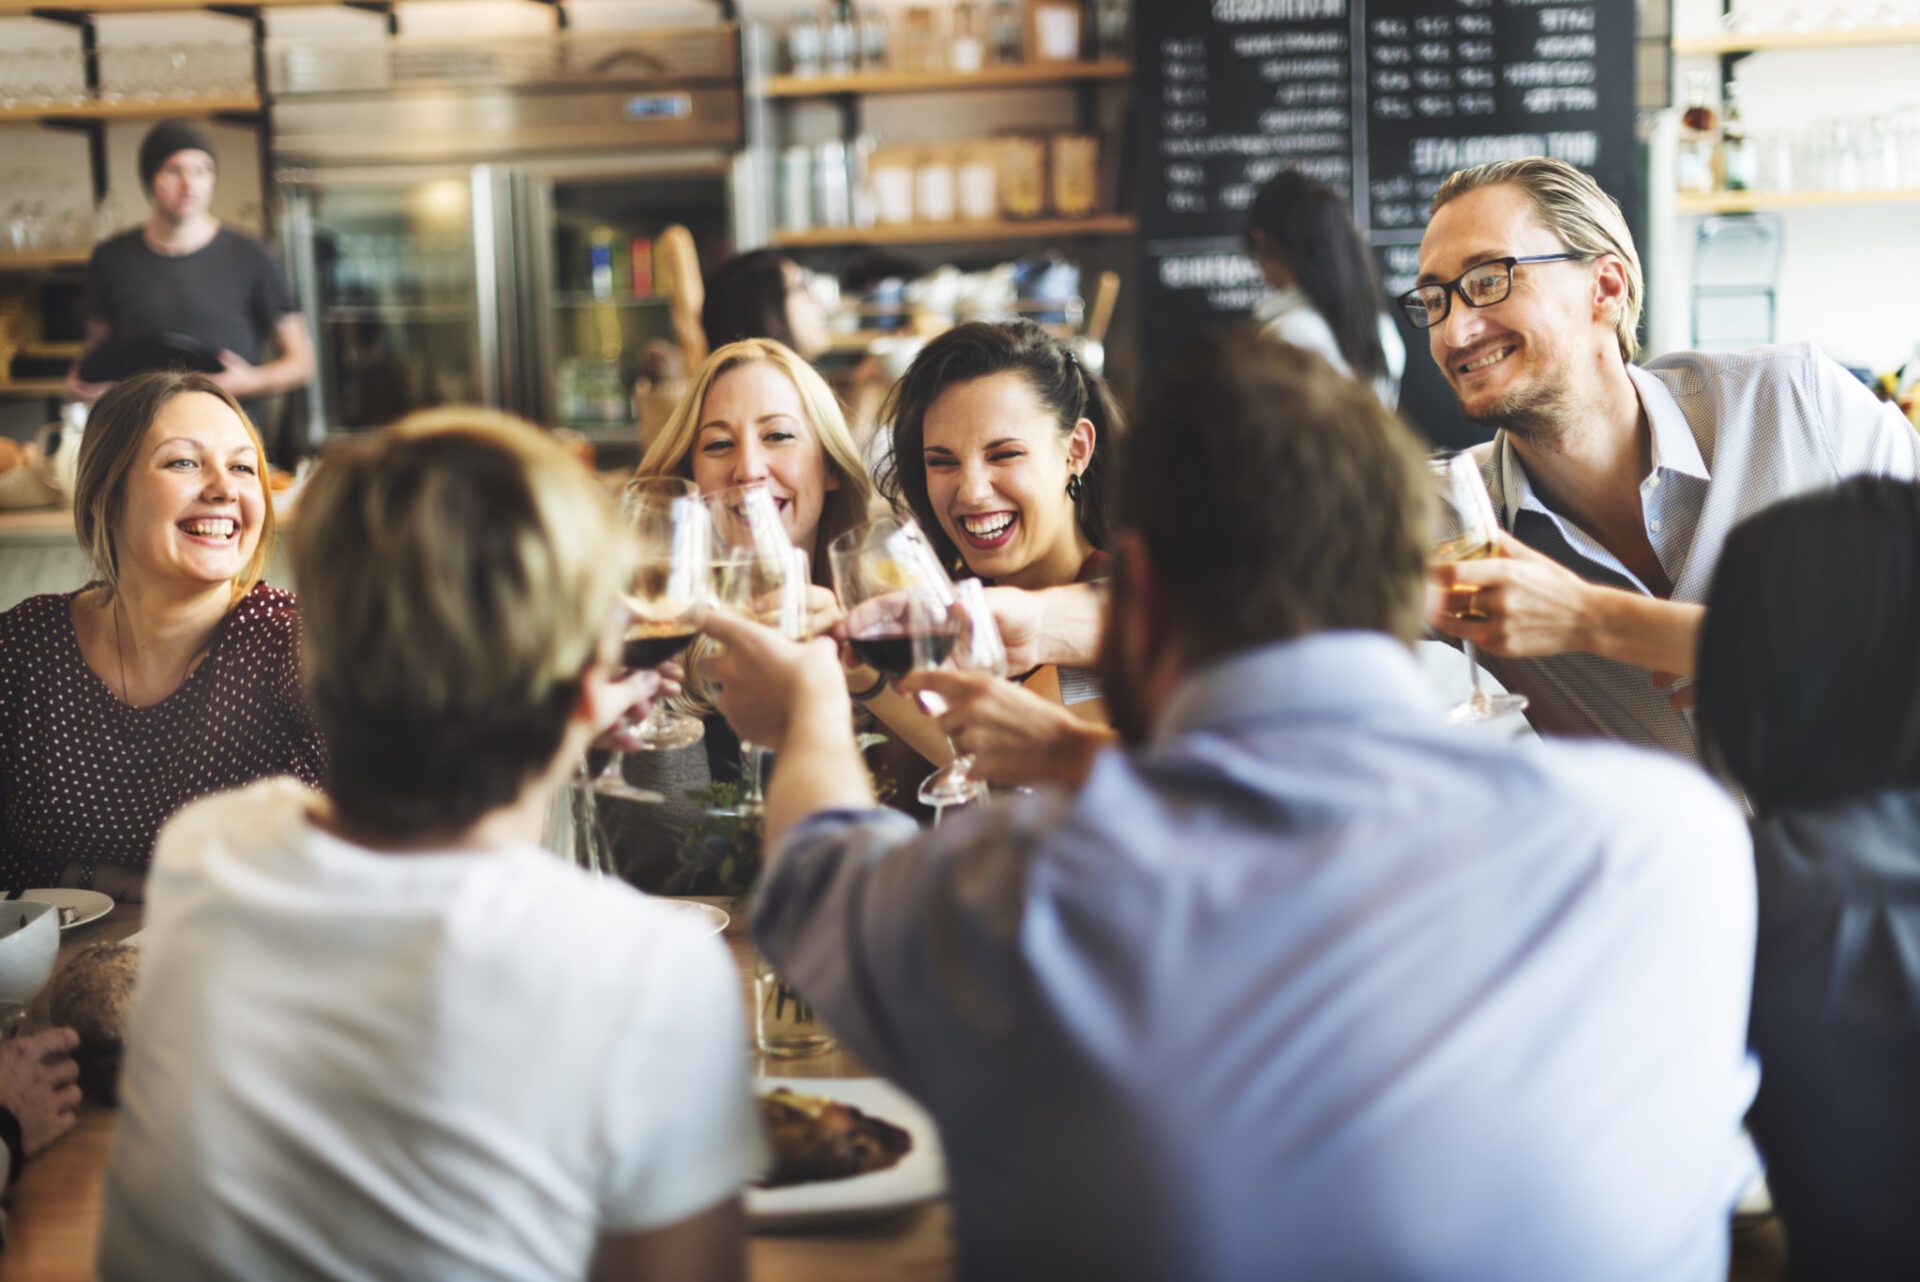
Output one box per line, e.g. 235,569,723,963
0,897,951,1281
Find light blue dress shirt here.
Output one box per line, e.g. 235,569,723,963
754,632,1759,1282
1474,342,1920,761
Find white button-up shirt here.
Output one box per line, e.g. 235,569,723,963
1474,342,1920,762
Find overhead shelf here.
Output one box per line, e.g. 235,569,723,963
0,95,260,123
774,214,1135,248
1676,188,1920,214
0,380,69,398
766,59,1131,98
0,249,91,271
0,0,324,11
1671,23,1920,54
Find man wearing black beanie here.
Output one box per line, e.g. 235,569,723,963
68,119,313,462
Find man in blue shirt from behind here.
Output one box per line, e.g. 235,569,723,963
705,331,1759,1282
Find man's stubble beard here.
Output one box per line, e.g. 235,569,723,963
1455,341,1578,446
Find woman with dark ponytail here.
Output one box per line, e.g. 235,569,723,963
876,319,1118,590
1246,169,1405,407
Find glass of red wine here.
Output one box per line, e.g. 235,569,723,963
587,477,712,802
829,516,965,795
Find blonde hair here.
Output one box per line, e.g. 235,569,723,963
636,337,875,576
1431,157,1644,362
291,407,628,839
72,370,276,606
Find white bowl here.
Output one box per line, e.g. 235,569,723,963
0,901,61,1004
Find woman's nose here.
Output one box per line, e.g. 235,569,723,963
732,440,770,485
956,461,995,504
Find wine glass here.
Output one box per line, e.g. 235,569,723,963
1429,452,1529,724
584,477,710,802
705,483,809,813
911,576,1007,807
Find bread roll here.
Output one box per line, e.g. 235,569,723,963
48,940,140,1049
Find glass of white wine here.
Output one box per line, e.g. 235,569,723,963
1430,451,1530,724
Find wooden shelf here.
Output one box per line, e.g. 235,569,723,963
0,0,322,11
766,60,1131,98
0,249,91,271
1671,23,1920,54
1676,187,1920,213
0,94,259,123
0,380,68,398
773,214,1134,248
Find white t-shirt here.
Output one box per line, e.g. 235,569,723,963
1254,287,1406,408
98,778,764,1282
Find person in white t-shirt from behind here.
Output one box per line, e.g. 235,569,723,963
97,408,763,1282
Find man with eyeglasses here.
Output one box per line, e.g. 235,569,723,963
1408,156,1920,765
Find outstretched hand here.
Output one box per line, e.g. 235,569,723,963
896,669,1117,789
593,662,683,751
0,1027,83,1165
702,608,848,753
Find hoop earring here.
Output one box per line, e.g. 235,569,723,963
1066,473,1084,502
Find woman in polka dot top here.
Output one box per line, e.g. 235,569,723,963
0,371,324,900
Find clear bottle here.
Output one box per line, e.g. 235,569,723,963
1097,0,1128,60
952,2,985,72
992,0,1022,64
1676,72,1718,195
859,7,888,70
825,1,857,76
788,8,823,77
1720,81,1756,192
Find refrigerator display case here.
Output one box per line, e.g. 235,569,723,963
271,25,747,441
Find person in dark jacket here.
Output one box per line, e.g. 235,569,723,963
1697,474,1920,1282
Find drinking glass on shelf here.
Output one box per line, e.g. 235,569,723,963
581,477,708,803
912,576,1008,807
705,482,808,813
1429,452,1529,724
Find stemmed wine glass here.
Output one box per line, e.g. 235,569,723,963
585,477,711,802
828,516,968,794
705,483,809,813
911,577,1008,807
1429,451,1530,724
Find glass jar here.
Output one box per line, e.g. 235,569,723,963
754,954,837,1058
788,8,823,77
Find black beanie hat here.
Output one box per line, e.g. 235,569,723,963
138,119,216,193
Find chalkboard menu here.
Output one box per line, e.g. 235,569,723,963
1134,0,1638,447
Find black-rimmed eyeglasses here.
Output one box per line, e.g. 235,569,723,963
1395,254,1584,330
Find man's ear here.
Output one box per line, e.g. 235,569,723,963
1591,254,1630,331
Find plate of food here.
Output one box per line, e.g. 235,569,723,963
19,888,114,931
648,897,729,936
748,1076,945,1231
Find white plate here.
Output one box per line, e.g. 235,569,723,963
747,1076,946,1231
19,888,114,931
649,898,729,936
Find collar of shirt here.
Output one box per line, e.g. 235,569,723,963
1152,631,1443,745
1491,363,1708,596
1495,363,1709,528
1251,287,1309,327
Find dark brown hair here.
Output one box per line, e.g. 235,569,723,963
1246,169,1391,389
1118,325,1431,662
875,319,1120,577
73,369,275,605
1697,476,1920,814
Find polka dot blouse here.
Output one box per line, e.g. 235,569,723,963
0,584,326,891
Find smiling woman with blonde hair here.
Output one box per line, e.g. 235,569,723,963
0,370,324,900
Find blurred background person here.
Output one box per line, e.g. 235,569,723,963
68,120,314,466
699,249,831,362
1698,475,1920,1282
0,371,322,901
1246,169,1404,408
99,409,757,1282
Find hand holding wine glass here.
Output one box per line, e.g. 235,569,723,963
1428,452,1529,724
913,577,1009,806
